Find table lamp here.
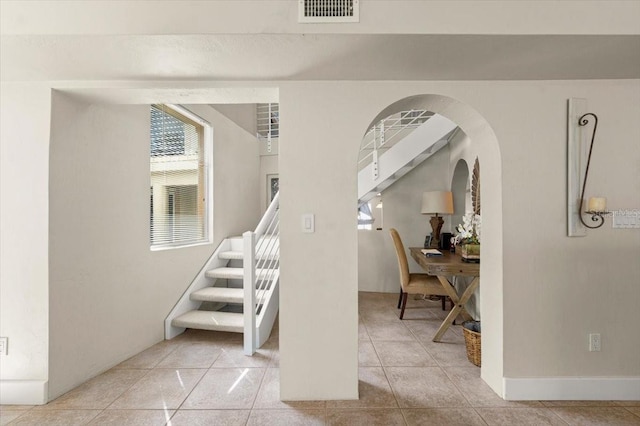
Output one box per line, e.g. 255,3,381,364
421,191,454,248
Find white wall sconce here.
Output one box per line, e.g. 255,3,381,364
568,98,610,235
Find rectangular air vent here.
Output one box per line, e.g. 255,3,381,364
299,0,359,23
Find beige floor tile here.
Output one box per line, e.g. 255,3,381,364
88,409,173,425
109,368,206,409
360,309,402,323
254,368,326,410
359,341,381,367
542,400,621,407
181,367,265,409
39,369,148,409
406,319,464,345
373,341,437,367
265,331,279,347
268,344,280,367
6,409,101,425
550,406,640,425
385,366,468,408
326,367,397,409
365,321,415,342
402,408,488,425
169,409,250,426
0,406,33,411
403,318,458,342
443,367,542,408
211,344,273,368
626,407,640,417
156,342,223,368
359,320,371,341
618,402,640,407
399,306,444,322
359,292,398,310
248,409,325,425
475,407,568,425
114,340,177,369
327,408,406,426
1,410,27,425
420,340,474,367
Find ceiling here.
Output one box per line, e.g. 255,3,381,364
2,34,639,82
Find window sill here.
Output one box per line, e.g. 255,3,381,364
150,240,212,252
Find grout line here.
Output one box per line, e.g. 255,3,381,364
471,407,491,426
623,406,640,418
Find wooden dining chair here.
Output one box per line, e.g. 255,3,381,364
389,228,449,319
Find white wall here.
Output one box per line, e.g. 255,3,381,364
358,147,452,293
210,104,257,136
2,79,639,404
0,85,51,403
278,80,639,400
47,96,260,399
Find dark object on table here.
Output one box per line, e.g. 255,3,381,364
440,232,452,250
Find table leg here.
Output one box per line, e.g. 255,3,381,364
432,276,479,342
437,276,460,304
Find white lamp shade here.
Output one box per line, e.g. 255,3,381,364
421,191,454,215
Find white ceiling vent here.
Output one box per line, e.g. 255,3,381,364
299,0,359,23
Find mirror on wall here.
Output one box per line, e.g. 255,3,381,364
451,159,470,230
451,157,480,229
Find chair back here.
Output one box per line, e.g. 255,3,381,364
389,228,410,290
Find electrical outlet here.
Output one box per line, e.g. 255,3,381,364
589,333,601,352
0,337,7,355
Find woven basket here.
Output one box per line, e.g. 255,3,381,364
462,321,481,367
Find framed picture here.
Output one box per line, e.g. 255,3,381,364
267,174,279,207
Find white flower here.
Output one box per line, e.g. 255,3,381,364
453,213,481,245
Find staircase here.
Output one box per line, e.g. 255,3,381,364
165,193,280,355
358,111,459,205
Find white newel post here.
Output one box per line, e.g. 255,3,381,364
243,231,256,355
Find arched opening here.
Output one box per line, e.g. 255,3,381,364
357,94,503,395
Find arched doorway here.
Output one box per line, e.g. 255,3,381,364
357,94,503,395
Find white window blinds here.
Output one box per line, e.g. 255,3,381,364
150,104,209,248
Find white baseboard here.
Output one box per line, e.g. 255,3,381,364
0,380,48,405
504,377,640,401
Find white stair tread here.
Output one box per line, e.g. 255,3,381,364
192,287,243,303
191,287,268,303
171,310,243,333
219,250,279,261
206,267,278,280
219,251,243,260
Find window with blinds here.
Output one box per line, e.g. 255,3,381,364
150,104,211,248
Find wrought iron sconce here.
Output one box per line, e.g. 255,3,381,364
576,112,610,229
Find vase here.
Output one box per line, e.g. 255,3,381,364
461,244,480,263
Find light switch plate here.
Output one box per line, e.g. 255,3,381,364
612,210,640,228
0,337,7,356
302,214,315,233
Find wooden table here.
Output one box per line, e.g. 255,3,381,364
409,248,480,342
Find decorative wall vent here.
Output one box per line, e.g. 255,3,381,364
298,0,359,23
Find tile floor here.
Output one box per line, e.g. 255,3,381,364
2,292,639,425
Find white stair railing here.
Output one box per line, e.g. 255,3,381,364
243,191,280,355
358,110,434,170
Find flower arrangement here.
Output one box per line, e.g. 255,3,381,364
452,213,481,246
